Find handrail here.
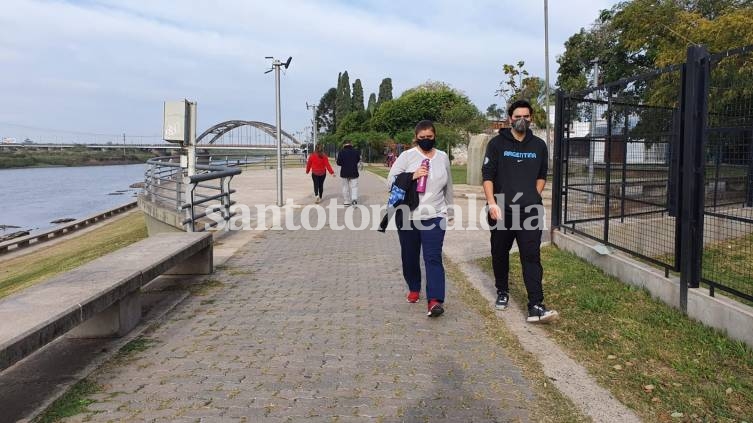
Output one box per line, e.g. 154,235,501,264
143,155,242,232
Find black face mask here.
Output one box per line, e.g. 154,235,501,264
417,139,435,151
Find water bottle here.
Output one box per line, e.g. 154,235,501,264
416,159,430,193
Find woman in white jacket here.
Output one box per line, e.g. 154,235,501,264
387,120,453,317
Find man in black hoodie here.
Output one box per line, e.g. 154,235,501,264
336,141,360,205
482,99,559,323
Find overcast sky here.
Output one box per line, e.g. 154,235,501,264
0,0,620,143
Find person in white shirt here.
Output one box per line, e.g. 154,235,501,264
387,120,454,317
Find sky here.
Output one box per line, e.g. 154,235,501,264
0,0,621,143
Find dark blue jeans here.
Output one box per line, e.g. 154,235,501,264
397,217,446,303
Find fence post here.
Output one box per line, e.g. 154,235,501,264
604,88,613,244
679,45,710,312
620,117,628,223
551,90,565,229
747,134,753,207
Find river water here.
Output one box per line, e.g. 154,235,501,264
0,164,145,235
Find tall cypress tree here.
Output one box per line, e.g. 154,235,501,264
367,93,377,116
352,79,365,112
335,71,352,127
316,88,337,135
376,77,393,109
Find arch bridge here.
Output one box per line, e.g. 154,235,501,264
196,120,302,149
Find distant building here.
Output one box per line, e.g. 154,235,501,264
1,137,16,144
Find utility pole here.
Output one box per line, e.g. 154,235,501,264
306,102,318,152
544,0,551,165
265,56,292,207
122,132,126,159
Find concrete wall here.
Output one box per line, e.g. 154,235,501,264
137,195,185,235
466,134,492,186
553,230,753,349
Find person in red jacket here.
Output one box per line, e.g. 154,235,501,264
305,144,335,203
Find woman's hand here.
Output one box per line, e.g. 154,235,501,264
412,164,429,180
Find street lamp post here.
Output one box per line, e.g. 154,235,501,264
544,0,551,161
265,56,292,207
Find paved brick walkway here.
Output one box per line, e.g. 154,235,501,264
65,174,537,422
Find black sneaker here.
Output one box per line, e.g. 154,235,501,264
352,199,358,205
527,304,559,323
495,291,509,310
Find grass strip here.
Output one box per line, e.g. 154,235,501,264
477,246,753,422
0,212,147,299
446,259,590,422
34,379,101,423
366,164,467,185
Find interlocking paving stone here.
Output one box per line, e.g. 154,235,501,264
65,175,537,422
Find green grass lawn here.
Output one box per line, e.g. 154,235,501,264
701,232,753,300
0,212,147,299
655,232,753,307
366,164,467,185
478,246,753,422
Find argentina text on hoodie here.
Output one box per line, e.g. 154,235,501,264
481,128,548,212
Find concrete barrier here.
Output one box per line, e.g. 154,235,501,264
0,232,213,371
466,134,492,186
0,202,138,256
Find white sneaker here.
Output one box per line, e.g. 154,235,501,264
315,196,321,204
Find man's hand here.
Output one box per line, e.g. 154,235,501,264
488,204,502,221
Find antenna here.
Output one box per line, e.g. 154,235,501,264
284,56,292,69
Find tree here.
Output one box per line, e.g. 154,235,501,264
367,93,377,116
316,88,337,135
486,104,505,120
352,79,365,112
371,81,483,146
335,71,352,128
336,111,368,139
496,61,551,128
557,1,753,93
377,78,393,109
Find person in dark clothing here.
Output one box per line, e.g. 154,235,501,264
482,99,559,323
336,141,361,205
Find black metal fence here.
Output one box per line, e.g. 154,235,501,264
553,45,753,306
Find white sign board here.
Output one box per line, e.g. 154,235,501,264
163,100,189,143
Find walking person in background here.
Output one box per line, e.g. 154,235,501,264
336,141,360,206
387,120,453,317
482,99,558,323
305,144,334,203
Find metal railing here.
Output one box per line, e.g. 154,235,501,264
144,155,241,232
553,45,753,306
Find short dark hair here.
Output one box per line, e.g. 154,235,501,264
507,100,534,118
414,120,436,135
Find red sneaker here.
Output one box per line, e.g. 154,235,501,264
427,299,444,317
406,291,420,303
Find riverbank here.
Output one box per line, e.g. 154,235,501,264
0,211,147,299
0,148,156,169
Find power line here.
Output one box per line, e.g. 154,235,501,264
0,121,161,138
